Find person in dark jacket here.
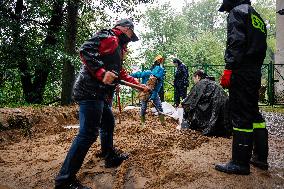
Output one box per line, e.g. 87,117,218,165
131,55,166,127
55,19,148,189
172,58,189,108
215,0,269,175
181,70,231,136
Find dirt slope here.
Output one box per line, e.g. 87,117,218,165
0,106,283,189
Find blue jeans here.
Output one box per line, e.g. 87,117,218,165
55,99,115,186
140,95,163,116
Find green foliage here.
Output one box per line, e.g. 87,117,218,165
253,0,276,65
141,0,226,87
0,69,25,107
139,0,276,103
0,0,153,107
0,0,277,106
260,105,284,114
141,0,226,67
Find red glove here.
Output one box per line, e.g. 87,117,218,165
220,70,232,89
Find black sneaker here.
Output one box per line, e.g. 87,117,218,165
55,179,91,189
104,149,129,168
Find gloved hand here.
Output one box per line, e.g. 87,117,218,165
102,71,118,85
220,70,232,89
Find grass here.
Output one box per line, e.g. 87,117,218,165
260,105,284,113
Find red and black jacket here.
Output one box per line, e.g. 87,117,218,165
73,28,139,101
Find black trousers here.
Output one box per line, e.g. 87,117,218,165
174,85,187,106
229,69,264,130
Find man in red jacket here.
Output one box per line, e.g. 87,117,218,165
55,19,148,189
215,0,269,175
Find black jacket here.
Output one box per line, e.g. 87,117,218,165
225,4,267,70
174,63,189,87
73,29,134,101
182,79,231,136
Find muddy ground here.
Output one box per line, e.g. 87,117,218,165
0,105,283,189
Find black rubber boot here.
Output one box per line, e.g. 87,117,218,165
250,128,269,170
215,160,250,175
215,131,253,175
104,148,129,168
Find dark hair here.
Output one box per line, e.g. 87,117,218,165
193,69,208,79
172,58,182,65
150,60,160,70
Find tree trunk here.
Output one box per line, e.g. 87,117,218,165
275,0,284,103
19,0,64,104
31,0,64,103
61,0,79,105
13,0,34,102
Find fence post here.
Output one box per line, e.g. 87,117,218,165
267,61,275,105
131,89,134,106
204,64,208,74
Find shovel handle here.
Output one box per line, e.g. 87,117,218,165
119,80,145,91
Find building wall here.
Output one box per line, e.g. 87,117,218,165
275,0,284,102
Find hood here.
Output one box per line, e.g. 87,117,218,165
219,0,251,12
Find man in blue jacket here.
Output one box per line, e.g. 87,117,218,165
131,55,165,127
215,0,269,175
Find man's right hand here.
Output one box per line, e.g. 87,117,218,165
220,69,232,89
102,71,118,85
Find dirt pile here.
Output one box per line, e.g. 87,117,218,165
0,106,283,189
0,106,78,144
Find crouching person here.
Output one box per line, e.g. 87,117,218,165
181,70,231,137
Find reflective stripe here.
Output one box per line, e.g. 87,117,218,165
233,127,253,133
253,122,266,129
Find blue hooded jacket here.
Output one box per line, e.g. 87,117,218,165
131,65,165,100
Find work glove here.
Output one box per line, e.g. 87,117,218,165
220,70,232,89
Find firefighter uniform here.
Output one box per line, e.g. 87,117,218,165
215,0,269,175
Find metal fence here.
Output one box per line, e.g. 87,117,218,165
114,63,284,107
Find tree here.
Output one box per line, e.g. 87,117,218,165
142,2,184,66
61,0,79,105
60,0,154,105
0,0,64,104
0,0,154,106
141,0,225,67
